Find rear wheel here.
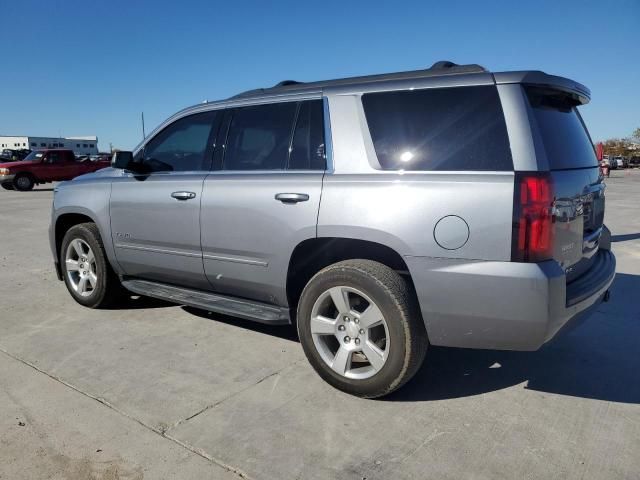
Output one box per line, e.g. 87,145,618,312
13,173,34,191
61,223,125,308
297,259,427,398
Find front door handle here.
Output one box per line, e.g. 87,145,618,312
171,191,196,201
275,193,309,204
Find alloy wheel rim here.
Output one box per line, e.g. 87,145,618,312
310,286,390,380
65,239,97,297
17,177,30,188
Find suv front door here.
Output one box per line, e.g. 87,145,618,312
110,111,218,290
201,99,326,305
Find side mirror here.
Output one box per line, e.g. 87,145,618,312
111,151,134,170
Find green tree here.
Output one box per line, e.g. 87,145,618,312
632,128,640,143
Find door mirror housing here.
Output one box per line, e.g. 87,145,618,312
112,151,135,170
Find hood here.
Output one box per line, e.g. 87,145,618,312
0,159,39,169
71,167,122,181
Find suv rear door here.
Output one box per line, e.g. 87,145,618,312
200,99,326,306
525,86,605,283
109,111,218,290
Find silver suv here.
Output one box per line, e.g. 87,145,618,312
49,61,616,398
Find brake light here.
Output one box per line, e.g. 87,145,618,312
512,173,554,262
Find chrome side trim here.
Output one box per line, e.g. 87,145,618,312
115,243,201,258
202,253,268,267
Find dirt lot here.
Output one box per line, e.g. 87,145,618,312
1,170,639,480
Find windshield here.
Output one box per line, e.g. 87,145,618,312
526,86,597,170
23,151,45,162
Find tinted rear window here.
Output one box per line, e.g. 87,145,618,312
289,100,326,170
362,86,513,171
224,103,297,170
526,87,597,170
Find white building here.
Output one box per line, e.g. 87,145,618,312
0,135,99,155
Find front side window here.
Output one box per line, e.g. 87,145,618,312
289,100,325,170
362,85,513,171
223,102,297,170
24,151,44,162
143,111,216,172
47,152,61,163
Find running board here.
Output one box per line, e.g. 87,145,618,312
121,279,290,324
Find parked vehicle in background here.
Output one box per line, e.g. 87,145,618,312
50,62,615,398
0,149,110,191
613,156,625,168
0,148,31,162
90,153,112,162
629,156,640,168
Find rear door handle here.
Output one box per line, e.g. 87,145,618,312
275,193,309,204
171,191,196,201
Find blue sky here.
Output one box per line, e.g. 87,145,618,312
1,0,638,150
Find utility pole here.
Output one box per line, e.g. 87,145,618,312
141,112,146,140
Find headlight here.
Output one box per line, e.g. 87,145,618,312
0,168,10,175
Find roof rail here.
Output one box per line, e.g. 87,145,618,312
274,80,303,87
429,60,487,73
229,61,487,100
230,80,304,99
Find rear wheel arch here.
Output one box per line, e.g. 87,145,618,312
286,237,416,314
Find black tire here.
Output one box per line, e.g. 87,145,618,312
13,173,34,191
297,259,428,398
1,182,14,190
60,223,125,308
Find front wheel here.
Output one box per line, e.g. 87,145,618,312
60,223,125,308
13,173,34,191
297,259,428,398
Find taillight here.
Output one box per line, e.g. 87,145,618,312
512,173,554,262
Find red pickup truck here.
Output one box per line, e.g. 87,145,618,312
0,149,110,191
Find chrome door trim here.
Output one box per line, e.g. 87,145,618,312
114,243,202,258
201,253,268,267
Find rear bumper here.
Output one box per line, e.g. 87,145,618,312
405,249,615,351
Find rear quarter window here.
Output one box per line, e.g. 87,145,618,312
362,85,513,171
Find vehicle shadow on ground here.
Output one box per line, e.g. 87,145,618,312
611,233,640,242
182,306,299,342
106,294,175,310
389,272,640,404
175,274,638,405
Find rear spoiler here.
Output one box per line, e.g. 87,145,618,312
493,71,591,105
